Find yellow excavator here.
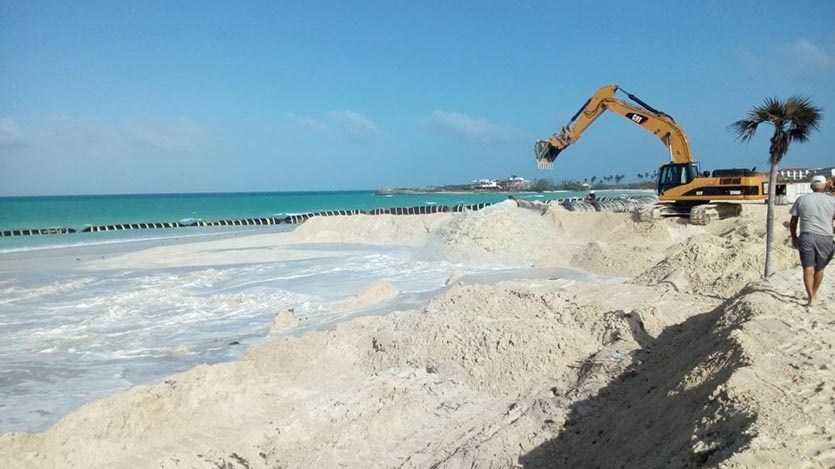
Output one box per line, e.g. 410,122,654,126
535,84,768,224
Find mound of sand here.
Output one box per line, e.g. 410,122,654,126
542,203,676,243
429,201,560,265
332,279,399,313
569,241,660,277
635,205,798,298
428,201,688,275
289,213,451,245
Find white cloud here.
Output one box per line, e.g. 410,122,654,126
1,115,209,160
782,38,834,68
123,118,209,153
285,113,330,131
285,111,383,141
39,115,122,154
0,117,23,147
327,111,383,140
427,110,522,144
742,36,835,77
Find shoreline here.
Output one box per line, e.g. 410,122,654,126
375,188,656,195
0,190,656,240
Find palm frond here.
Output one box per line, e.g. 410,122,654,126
728,119,760,142
730,95,823,144
786,95,823,126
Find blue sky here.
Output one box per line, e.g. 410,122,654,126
1,1,834,196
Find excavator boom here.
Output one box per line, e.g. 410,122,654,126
536,84,692,169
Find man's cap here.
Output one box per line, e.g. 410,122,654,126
811,175,827,185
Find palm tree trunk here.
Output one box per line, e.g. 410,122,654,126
764,162,779,277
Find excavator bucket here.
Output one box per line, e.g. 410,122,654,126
535,140,563,169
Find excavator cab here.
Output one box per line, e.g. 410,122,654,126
657,163,699,195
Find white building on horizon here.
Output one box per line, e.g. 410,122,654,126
778,166,835,181
471,179,500,190
502,176,530,191
471,176,531,191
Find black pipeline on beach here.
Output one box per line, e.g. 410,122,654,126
0,203,493,237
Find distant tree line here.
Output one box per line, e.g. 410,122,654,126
378,170,661,194
529,171,659,192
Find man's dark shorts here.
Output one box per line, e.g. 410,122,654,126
798,233,835,271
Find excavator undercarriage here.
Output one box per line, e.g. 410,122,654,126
635,202,743,225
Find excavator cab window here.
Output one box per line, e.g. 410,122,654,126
657,163,695,194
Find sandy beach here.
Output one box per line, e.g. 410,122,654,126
2,200,834,468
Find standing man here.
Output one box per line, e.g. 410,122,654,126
585,191,602,212
789,175,835,306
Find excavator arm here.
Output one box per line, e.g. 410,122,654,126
535,84,693,169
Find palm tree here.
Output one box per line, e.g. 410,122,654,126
729,96,823,277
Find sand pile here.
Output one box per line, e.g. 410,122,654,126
332,279,399,313
720,271,835,467
540,206,689,276
428,200,688,275
521,272,835,468
428,201,560,265
3,202,833,468
542,203,674,243
635,205,798,298
289,213,451,245
366,283,604,397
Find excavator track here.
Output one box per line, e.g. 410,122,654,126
636,202,742,224
688,203,743,225
636,203,692,222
